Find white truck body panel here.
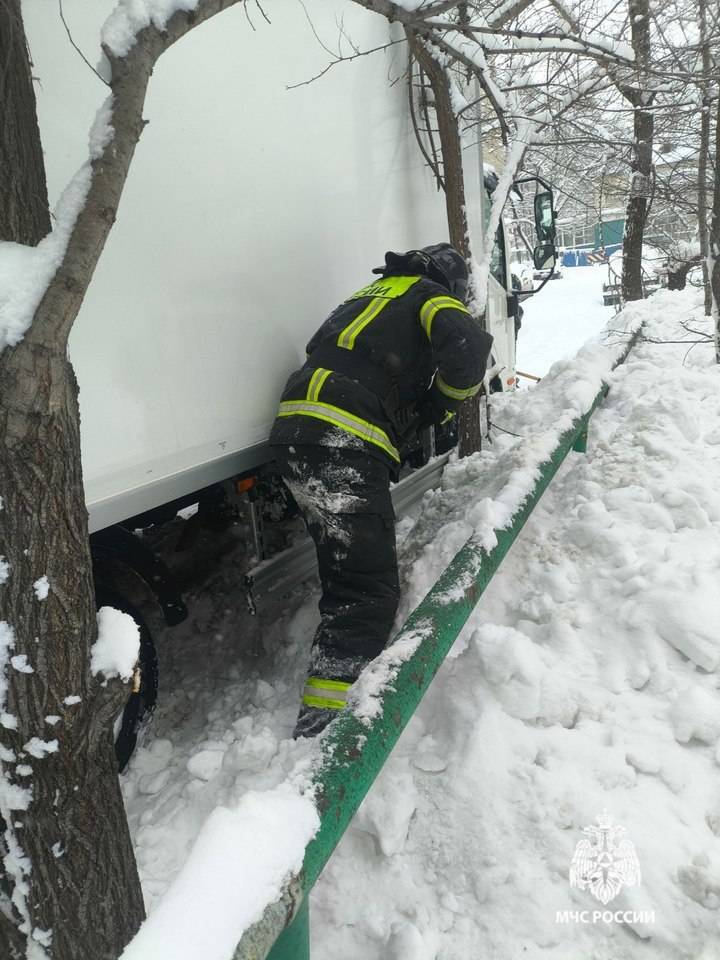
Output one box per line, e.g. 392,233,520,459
25,0,513,533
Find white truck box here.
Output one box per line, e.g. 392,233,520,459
25,0,514,533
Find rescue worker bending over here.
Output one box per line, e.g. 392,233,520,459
269,243,493,738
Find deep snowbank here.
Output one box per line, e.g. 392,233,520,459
313,289,720,959
122,288,720,959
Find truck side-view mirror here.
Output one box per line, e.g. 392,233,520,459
533,243,555,271
511,175,559,296
534,190,555,244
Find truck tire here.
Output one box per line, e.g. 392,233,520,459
114,611,159,772
95,589,160,772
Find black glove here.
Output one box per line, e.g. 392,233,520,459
416,389,455,430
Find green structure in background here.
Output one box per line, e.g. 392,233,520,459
231,326,644,960
595,218,624,249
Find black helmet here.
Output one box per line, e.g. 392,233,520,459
373,242,469,302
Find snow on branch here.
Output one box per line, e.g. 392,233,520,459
485,0,536,30
426,22,636,68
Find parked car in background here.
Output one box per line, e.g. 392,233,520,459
510,260,535,292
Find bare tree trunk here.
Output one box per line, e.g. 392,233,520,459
0,342,145,960
698,0,712,315
0,0,51,243
410,35,483,456
710,91,720,362
0,7,146,958
621,0,654,303
1,2,244,956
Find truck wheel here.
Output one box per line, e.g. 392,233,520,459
95,588,160,772
114,611,159,772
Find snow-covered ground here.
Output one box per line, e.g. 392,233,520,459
121,281,720,959
516,265,611,377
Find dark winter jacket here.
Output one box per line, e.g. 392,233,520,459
269,273,493,469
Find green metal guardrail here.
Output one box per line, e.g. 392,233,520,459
233,330,641,960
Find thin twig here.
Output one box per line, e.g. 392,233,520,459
243,0,256,30
286,39,404,89
255,0,271,24
58,0,109,87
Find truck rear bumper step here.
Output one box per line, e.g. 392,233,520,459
245,452,451,614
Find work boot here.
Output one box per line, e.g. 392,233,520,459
293,704,338,739
292,676,353,739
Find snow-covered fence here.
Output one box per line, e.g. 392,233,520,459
234,324,644,960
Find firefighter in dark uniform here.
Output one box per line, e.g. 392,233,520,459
269,243,493,737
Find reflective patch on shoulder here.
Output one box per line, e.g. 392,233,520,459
347,275,422,301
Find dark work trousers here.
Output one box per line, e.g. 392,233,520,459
270,443,400,682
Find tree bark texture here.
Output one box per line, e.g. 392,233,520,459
709,91,720,363
620,0,654,304
697,0,712,315
0,0,51,244
410,36,483,457
0,2,243,956
0,344,144,960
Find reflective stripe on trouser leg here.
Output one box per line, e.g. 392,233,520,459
302,677,352,711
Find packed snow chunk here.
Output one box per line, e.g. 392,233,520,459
33,576,49,601
412,734,448,773
472,622,577,726
92,607,140,682
222,727,276,776
677,854,720,910
102,0,201,57
0,556,9,585
473,622,545,719
386,919,438,960
11,655,33,674
133,738,174,776
119,782,319,960
670,686,720,745
23,738,59,759
354,758,418,857
650,588,720,672
63,695,81,706
186,743,227,782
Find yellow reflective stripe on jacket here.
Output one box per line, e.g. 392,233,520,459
303,677,352,711
436,374,482,401
337,297,388,350
347,275,421,301
278,400,400,462
419,296,470,339
338,275,422,350
306,367,332,402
